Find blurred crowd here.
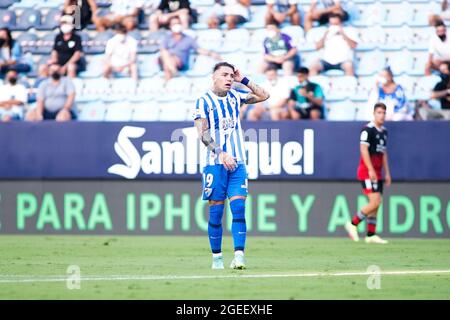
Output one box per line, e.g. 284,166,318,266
0,0,449,122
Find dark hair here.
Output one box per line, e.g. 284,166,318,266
374,102,387,111
265,65,278,72
328,12,342,20
435,20,446,28
113,23,127,33
266,21,280,28
213,62,235,73
383,66,394,79
298,67,309,75
0,27,14,55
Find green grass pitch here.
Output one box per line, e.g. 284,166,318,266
0,236,449,299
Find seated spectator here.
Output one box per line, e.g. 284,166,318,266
309,13,358,76
0,70,28,122
208,0,251,30
104,23,138,80
245,66,290,120
304,0,349,33
367,67,412,121
25,63,76,122
47,15,85,78
159,17,220,81
418,61,450,120
425,21,450,75
260,23,299,76
96,0,142,31
287,67,325,120
63,0,100,30
0,27,32,76
429,0,450,26
149,0,192,32
265,0,301,26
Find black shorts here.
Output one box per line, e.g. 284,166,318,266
321,59,343,72
43,109,77,120
361,180,383,195
293,105,323,119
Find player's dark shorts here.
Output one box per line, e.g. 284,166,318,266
43,109,77,120
360,179,383,195
201,163,248,201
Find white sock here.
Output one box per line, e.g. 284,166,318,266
234,250,244,257
212,253,222,258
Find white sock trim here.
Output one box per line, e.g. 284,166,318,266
234,250,244,256
212,253,222,258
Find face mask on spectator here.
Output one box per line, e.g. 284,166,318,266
8,76,17,85
267,30,277,39
60,24,74,34
51,72,61,80
171,24,183,34
438,34,446,41
378,76,388,85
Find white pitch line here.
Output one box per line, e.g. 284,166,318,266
0,270,450,284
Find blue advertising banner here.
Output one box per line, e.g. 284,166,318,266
0,121,449,180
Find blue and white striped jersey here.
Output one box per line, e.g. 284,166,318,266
193,88,248,167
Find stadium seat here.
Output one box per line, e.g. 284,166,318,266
352,3,386,27
72,78,84,99
220,28,250,53
383,26,413,50
36,8,61,31
158,101,191,121
395,74,416,97
136,77,165,100
356,50,386,76
0,0,16,9
281,25,305,48
189,76,212,101
138,54,160,78
138,30,167,54
77,101,107,121
34,32,57,54
78,55,105,78
104,101,134,121
185,54,214,78
107,78,138,102
84,31,113,55
381,2,413,27
354,101,373,121
244,28,267,53
12,8,40,31
409,2,441,27
412,75,441,100
0,9,16,28
196,29,223,51
353,75,377,101
80,77,111,100
16,32,38,55
243,5,266,29
328,76,358,101
357,25,386,51
131,101,160,122
161,77,192,101
220,52,247,71
326,100,357,120
309,75,330,96
408,27,434,51
386,50,414,75
408,51,428,76
304,26,326,51
10,0,39,9
37,0,65,9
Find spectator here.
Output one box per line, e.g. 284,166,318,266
260,23,299,76
0,27,32,76
159,17,220,81
418,61,450,120
0,70,28,122
104,23,138,80
25,64,76,122
287,67,325,120
265,0,301,26
96,0,142,31
48,15,85,78
367,67,412,121
304,0,349,33
425,21,450,75
309,13,358,76
149,0,192,32
429,0,450,26
208,0,251,30
246,66,290,120
63,0,100,30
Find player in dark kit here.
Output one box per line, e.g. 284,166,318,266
345,103,391,244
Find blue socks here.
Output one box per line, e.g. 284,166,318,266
230,199,246,252
208,204,224,254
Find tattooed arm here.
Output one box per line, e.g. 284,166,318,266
234,69,270,104
194,118,237,171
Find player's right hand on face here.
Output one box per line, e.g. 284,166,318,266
219,152,237,171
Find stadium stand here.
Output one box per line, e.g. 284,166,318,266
0,0,447,121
